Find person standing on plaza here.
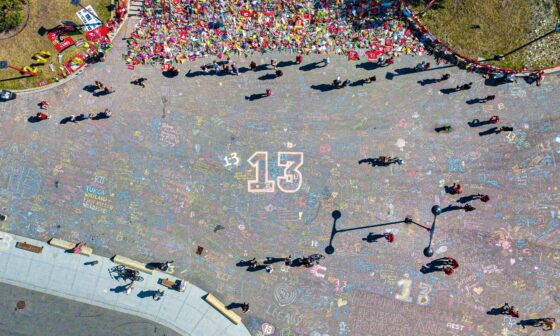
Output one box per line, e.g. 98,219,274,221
250,61,257,71
36,112,50,121
39,100,49,110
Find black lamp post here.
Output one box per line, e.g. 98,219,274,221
423,205,442,257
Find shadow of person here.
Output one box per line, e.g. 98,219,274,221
358,158,387,167
93,90,108,97
235,260,253,267
349,79,367,87
299,61,323,72
110,284,129,294
487,305,508,315
226,302,244,310
91,113,110,120
440,87,459,94
363,233,384,243
434,126,450,133
468,119,490,127
456,195,476,204
479,127,498,136
59,116,74,124
258,73,276,80
277,60,297,68
355,62,381,71
394,67,416,75
420,258,448,274
441,204,462,213
83,84,97,93
185,69,210,78
385,72,395,80
137,290,157,299
245,93,268,101
466,98,485,105
417,78,439,86
263,257,286,265
247,264,267,272
310,84,335,92
27,116,41,123
517,319,544,329
444,185,457,195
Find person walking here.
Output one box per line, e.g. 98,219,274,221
241,303,250,313
249,258,260,267
489,115,500,124
456,82,473,91
266,89,272,97
542,318,556,331
295,53,303,64
477,194,490,202
39,101,49,110
384,232,394,243
496,126,514,133
73,242,86,254
95,81,104,90
443,265,455,275
270,59,277,70
450,183,463,195
364,76,376,83
439,74,450,81
36,112,50,121
126,281,135,295
131,77,147,88
284,255,292,266
324,57,330,66
275,69,283,77
213,60,219,73
153,289,164,301
250,61,257,71
503,303,519,318
462,204,476,212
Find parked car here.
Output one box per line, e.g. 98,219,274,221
0,90,16,101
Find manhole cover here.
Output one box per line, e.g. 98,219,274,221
16,301,25,310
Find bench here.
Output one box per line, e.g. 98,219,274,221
48,238,93,256
16,242,43,254
204,293,242,325
111,255,154,275
160,278,175,289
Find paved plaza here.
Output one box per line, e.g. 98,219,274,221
0,22,559,335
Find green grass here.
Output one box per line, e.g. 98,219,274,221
0,0,112,90
408,0,560,70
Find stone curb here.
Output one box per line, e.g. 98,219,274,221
12,0,131,94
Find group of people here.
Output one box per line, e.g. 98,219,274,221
124,0,425,67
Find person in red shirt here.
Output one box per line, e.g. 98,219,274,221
36,112,50,121
39,101,48,109
489,115,500,124
443,266,454,275
266,89,272,96
384,232,394,243
450,183,462,194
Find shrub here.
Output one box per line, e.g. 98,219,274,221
0,0,26,31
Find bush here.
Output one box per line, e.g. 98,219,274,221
0,0,26,31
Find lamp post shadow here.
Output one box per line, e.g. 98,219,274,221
325,210,431,255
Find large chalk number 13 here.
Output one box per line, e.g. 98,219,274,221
247,151,304,193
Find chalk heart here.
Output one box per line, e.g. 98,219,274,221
337,298,348,307
473,287,484,295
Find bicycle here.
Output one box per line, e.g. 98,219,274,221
111,265,144,282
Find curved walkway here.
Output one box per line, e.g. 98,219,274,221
0,231,251,336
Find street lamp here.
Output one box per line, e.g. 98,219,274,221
423,205,442,257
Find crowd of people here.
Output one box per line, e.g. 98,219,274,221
124,0,425,66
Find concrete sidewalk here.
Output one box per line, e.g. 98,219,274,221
0,231,250,336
